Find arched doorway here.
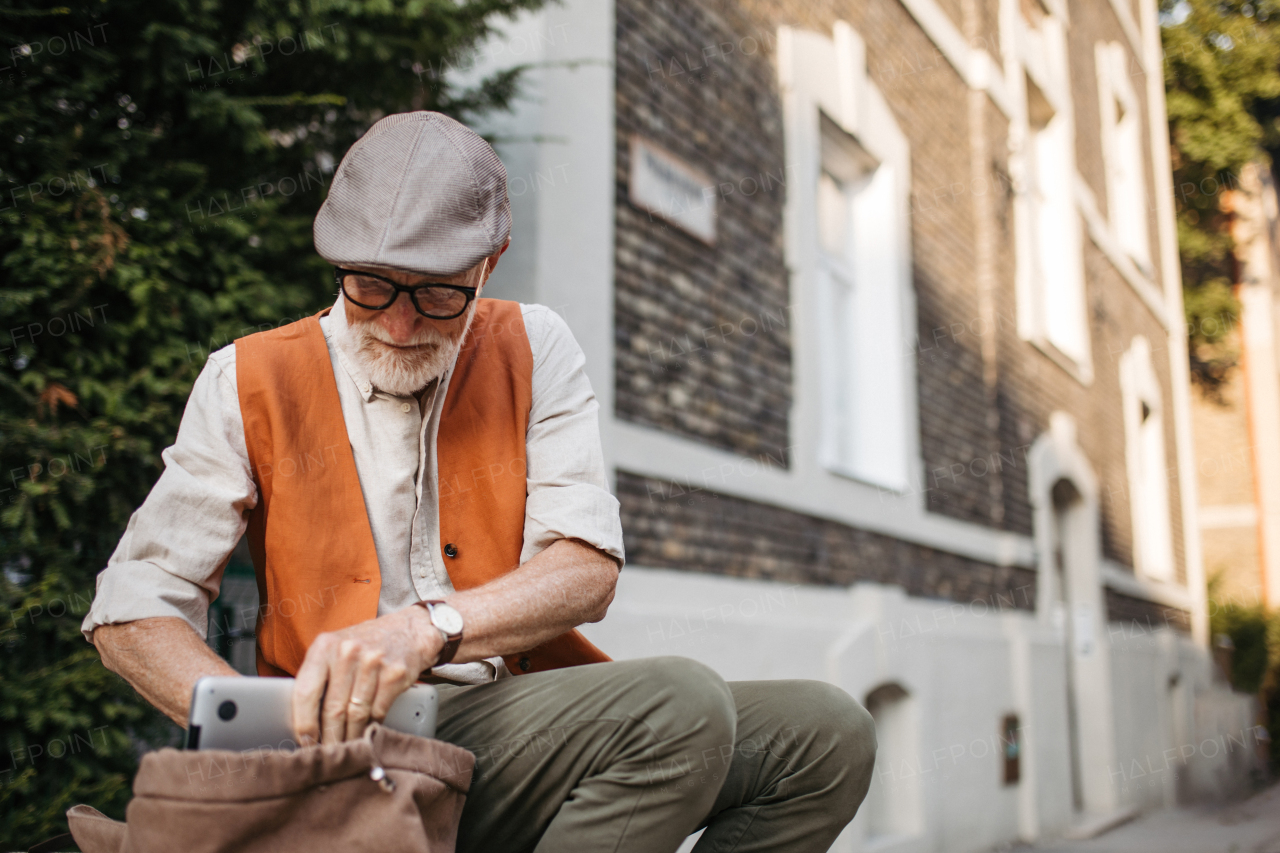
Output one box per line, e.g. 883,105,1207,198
1052,477,1086,814
863,682,921,843
1029,414,1120,821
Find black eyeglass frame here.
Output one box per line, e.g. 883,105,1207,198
334,267,478,320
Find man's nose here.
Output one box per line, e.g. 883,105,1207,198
378,292,423,343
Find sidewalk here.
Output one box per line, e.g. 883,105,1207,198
1016,784,1280,853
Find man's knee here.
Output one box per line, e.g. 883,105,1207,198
839,693,878,794
641,656,736,746
785,681,878,800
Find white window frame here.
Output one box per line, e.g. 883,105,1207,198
780,22,917,494
1120,336,1175,581
1096,41,1151,272
1012,12,1093,382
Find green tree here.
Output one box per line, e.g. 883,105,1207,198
0,0,543,845
1209,598,1280,768
1162,0,1280,389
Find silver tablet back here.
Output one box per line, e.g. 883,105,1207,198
187,677,438,750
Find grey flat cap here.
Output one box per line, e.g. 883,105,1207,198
313,111,511,276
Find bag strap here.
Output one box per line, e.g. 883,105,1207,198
28,832,76,853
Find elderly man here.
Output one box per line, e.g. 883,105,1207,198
85,111,876,852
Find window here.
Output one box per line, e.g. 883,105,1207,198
1014,13,1091,380
816,114,910,490
1120,336,1174,580
1097,42,1150,269
779,22,917,495
1025,76,1089,366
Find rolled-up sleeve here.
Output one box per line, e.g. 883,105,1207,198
82,345,257,641
520,305,624,566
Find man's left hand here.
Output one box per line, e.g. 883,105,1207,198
291,606,443,745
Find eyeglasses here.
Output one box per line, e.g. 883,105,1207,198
334,268,478,320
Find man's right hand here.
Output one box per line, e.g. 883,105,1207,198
290,605,443,745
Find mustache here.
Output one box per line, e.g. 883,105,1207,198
350,319,449,350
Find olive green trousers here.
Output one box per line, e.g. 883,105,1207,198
434,656,877,853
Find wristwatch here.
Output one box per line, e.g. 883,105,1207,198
415,600,464,667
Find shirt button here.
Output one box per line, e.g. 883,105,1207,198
518,657,531,672
444,543,458,558
401,402,411,413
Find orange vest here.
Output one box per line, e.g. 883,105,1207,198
233,299,610,677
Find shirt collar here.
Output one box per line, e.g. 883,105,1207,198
323,294,377,402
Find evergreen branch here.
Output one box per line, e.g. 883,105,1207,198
225,93,348,107
0,7,71,17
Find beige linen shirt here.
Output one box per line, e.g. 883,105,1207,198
82,296,625,684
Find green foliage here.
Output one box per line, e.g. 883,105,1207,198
1183,277,1240,391
1162,0,1280,389
0,0,544,845
1210,602,1272,693
1208,593,1280,768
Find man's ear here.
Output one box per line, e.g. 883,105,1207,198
490,240,509,274
477,240,509,292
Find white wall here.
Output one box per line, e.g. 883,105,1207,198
1108,623,1261,808
458,0,617,465
581,567,1258,852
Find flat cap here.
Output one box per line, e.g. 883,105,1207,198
313,111,511,276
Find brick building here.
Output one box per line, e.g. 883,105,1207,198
466,0,1262,846
212,0,1261,847
1192,159,1280,612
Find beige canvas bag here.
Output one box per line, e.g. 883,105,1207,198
58,724,474,853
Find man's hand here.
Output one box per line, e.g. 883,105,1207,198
95,541,613,741
291,605,443,745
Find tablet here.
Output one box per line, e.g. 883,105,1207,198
186,677,438,751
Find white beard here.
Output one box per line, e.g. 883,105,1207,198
341,307,477,396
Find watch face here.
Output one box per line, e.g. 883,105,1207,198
430,603,464,636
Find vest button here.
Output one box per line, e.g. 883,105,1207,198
444,543,458,558
518,657,531,672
